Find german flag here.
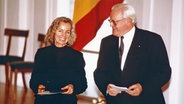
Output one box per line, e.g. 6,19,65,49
72,0,123,51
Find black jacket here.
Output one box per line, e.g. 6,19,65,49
30,45,87,104
94,27,171,104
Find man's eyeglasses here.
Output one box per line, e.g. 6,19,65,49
108,18,125,25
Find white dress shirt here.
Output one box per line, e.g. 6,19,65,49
119,26,135,71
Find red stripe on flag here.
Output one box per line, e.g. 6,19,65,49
72,0,123,51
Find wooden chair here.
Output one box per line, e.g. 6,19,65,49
9,33,45,101
0,28,29,88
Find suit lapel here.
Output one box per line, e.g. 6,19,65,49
124,28,142,69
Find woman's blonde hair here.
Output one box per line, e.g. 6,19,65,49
44,16,76,47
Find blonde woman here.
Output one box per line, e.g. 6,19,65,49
30,17,87,104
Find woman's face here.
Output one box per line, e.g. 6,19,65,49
54,22,71,47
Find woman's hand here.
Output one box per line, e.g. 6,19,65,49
61,84,74,94
38,84,46,93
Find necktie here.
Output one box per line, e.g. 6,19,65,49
119,36,124,64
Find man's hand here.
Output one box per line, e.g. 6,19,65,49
125,83,142,96
107,84,121,96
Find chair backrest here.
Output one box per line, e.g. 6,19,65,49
4,28,29,60
37,33,45,48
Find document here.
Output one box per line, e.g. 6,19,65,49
37,91,62,95
110,85,128,91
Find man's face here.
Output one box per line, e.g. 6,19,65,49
109,9,127,37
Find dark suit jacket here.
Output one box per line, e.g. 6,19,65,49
94,27,171,104
30,45,87,104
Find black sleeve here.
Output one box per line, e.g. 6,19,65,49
72,52,87,94
93,39,111,96
140,34,171,93
29,49,45,93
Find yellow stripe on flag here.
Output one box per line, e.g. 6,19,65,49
73,0,100,23
72,0,123,50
